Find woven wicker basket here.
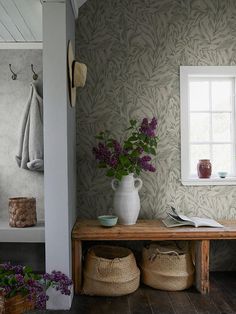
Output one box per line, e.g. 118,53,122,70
141,242,195,291
0,294,35,314
82,245,140,296
9,197,37,228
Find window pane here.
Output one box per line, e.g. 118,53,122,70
212,144,231,173
189,81,209,111
212,80,232,111
190,113,210,142
212,113,231,142
190,144,210,174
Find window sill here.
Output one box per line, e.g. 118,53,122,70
181,177,236,186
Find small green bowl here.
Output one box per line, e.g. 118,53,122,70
98,215,118,227
218,171,227,179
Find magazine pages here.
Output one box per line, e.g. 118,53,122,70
162,207,223,228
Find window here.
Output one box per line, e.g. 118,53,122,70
180,66,236,185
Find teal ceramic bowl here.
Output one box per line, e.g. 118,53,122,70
218,171,227,178
98,215,118,227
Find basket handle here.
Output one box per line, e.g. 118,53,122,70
97,259,117,276
149,248,180,262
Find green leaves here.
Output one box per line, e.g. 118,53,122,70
115,172,123,180
119,155,131,167
106,169,115,177
130,119,137,127
149,147,156,155
23,266,32,274
98,162,107,168
95,131,105,140
95,130,111,141
95,135,104,140
123,141,133,149
8,289,17,298
130,150,140,158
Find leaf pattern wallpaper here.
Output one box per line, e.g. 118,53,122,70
76,0,236,270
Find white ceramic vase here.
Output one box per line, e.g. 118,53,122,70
111,173,143,225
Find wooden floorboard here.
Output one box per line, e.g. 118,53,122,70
128,288,152,314
168,291,197,314
145,288,175,314
187,288,221,314
211,272,236,313
28,272,236,314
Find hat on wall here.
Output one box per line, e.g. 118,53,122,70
67,40,87,107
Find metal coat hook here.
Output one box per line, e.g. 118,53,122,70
9,64,17,80
31,64,38,80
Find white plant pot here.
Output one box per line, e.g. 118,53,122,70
111,173,143,225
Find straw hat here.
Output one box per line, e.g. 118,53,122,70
67,40,87,107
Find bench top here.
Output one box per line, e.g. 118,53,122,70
72,219,236,241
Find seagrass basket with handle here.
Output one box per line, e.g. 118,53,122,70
82,245,140,296
0,293,35,314
141,241,195,291
9,197,37,228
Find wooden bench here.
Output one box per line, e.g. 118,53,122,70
72,219,236,295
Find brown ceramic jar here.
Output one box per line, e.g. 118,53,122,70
197,159,212,179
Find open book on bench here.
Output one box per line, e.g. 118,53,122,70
162,207,223,228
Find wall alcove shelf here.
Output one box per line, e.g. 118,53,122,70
0,220,45,243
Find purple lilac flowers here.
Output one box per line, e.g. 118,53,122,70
138,156,156,172
43,271,73,296
0,262,72,310
93,117,158,180
139,117,157,138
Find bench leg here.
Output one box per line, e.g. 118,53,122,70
72,239,82,294
195,240,210,294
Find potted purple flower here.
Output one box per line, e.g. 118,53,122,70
93,117,158,225
0,262,72,313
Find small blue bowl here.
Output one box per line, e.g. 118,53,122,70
98,215,118,227
218,171,227,178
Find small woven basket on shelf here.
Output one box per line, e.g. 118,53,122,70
9,197,37,228
82,245,140,296
0,294,35,314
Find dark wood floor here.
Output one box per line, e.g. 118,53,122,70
31,272,236,314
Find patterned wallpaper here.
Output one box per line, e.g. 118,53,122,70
76,0,236,269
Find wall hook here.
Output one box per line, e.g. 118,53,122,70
9,64,17,80
31,64,38,80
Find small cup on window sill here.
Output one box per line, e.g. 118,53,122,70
218,171,228,179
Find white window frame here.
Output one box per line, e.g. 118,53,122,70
180,66,236,186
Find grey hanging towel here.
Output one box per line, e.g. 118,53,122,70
16,83,44,171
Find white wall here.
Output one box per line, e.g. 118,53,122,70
0,49,44,222
43,0,76,309
66,0,77,271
